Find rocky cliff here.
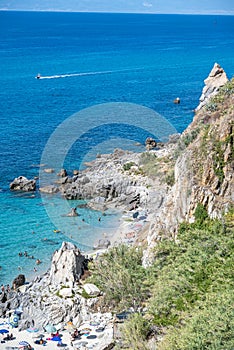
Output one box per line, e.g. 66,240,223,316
196,62,228,111
143,67,233,264
0,243,91,329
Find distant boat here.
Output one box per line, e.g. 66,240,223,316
173,97,180,104
36,73,41,79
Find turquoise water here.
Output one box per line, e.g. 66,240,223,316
0,11,234,285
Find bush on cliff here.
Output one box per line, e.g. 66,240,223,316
88,208,233,349
92,209,233,349
88,244,151,311
157,288,234,350
120,313,151,350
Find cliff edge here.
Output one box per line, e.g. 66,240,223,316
143,66,233,264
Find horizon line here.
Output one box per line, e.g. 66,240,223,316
0,9,234,16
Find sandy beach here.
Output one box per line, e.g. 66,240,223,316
0,312,114,350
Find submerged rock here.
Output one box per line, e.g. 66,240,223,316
43,168,54,173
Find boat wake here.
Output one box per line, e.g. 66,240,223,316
36,68,135,80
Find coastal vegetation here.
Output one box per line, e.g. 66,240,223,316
206,77,234,112
89,207,234,349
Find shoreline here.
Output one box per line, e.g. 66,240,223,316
0,205,149,350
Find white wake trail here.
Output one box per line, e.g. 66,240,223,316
36,69,133,80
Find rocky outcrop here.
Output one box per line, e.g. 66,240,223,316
1,243,90,328
49,242,88,286
143,73,233,266
196,63,228,111
10,176,36,191
58,149,153,210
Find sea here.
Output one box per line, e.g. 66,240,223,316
0,11,234,286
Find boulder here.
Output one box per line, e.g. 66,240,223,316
55,176,69,185
44,168,54,173
66,207,79,217
196,63,228,111
49,242,88,287
10,176,36,192
39,185,59,194
59,287,73,298
57,168,67,177
93,239,111,250
12,274,26,290
145,137,157,150
83,283,100,296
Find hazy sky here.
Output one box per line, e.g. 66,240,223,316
0,0,234,14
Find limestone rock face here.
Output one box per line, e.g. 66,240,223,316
196,63,228,111
49,242,87,287
10,176,36,191
143,77,233,266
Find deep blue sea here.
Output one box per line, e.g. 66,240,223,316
0,11,234,285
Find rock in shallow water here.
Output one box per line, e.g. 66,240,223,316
10,176,36,191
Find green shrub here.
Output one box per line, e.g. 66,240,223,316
123,162,136,171
139,152,158,178
194,203,208,227
182,128,200,147
158,290,234,350
88,244,150,311
164,169,175,186
121,313,151,350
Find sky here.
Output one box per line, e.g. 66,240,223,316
0,0,234,14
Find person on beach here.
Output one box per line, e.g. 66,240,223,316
1,284,4,293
